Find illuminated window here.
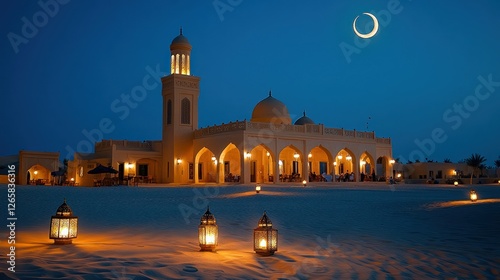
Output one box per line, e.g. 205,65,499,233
181,54,186,74
181,98,190,124
187,55,190,75
167,99,172,124
170,55,175,74
175,54,180,74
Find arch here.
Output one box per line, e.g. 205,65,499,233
181,54,186,74
359,152,375,181
175,54,180,74
27,164,51,185
195,147,218,183
170,54,175,74
278,145,303,182
333,148,356,182
166,99,172,125
307,145,333,181
376,156,390,182
249,144,274,183
181,97,190,124
220,143,241,183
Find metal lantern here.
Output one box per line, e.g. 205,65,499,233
256,185,261,193
302,180,307,187
198,207,218,251
49,199,78,244
253,211,278,256
454,181,458,186
469,189,478,202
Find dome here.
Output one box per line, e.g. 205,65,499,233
251,91,292,125
170,28,192,51
294,111,315,125
55,199,74,216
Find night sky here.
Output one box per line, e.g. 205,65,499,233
2,1,499,165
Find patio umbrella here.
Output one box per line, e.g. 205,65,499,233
87,164,118,174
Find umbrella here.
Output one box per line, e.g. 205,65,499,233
87,164,118,174
51,169,65,176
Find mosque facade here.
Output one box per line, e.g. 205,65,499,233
66,30,393,186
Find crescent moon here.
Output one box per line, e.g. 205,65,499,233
353,13,379,39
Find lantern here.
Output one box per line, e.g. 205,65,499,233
256,185,261,193
454,181,458,186
302,180,307,187
469,190,478,202
253,212,278,256
49,199,78,244
198,207,218,251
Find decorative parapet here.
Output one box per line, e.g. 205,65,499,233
95,140,154,151
194,121,390,144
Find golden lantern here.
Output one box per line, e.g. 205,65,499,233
49,199,78,244
256,185,261,193
469,190,478,202
454,181,459,186
198,207,218,251
302,180,307,187
253,212,278,256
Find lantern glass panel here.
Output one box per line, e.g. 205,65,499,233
253,228,278,255
199,224,218,246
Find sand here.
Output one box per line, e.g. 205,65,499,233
1,183,499,279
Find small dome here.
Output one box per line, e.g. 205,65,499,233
55,199,74,216
170,28,192,51
294,111,315,125
251,91,291,125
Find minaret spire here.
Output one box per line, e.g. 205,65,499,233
180,26,183,35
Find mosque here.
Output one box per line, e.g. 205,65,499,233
64,30,393,186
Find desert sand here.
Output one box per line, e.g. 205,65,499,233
1,183,499,279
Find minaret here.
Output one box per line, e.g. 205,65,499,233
161,29,200,183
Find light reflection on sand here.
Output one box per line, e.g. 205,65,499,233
425,198,500,209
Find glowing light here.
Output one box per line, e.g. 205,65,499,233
205,234,215,245
470,190,478,202
293,153,299,159
266,152,270,157
334,162,337,166
389,159,395,164
253,212,278,256
177,158,182,164
337,155,343,160
302,180,307,187
278,160,283,166
49,199,78,244
454,181,459,186
256,185,261,193
308,153,312,158
198,207,218,251
397,173,402,178
360,160,366,165
346,156,352,161
259,239,267,249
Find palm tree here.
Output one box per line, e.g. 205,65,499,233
465,154,487,184
494,156,500,177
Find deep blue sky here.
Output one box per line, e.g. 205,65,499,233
1,0,499,165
